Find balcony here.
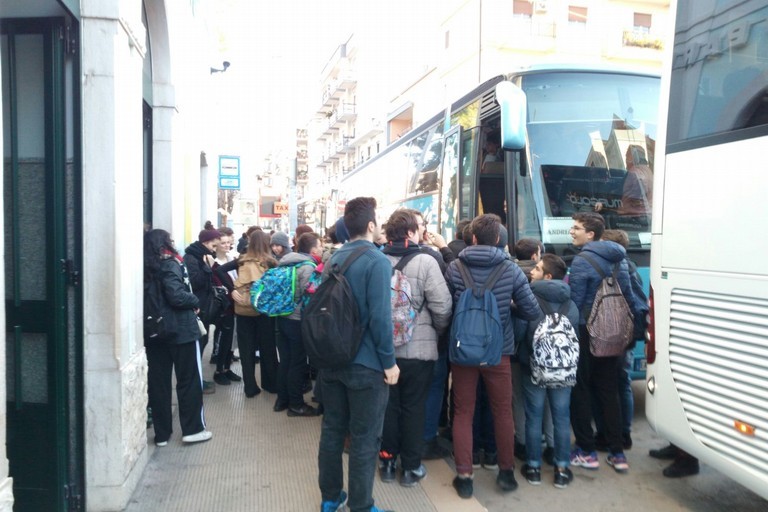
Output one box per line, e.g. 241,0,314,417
349,117,383,147
334,136,355,156
296,128,308,141
296,149,308,161
622,28,664,50
296,168,309,183
329,103,357,129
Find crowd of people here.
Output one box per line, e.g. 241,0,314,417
143,198,695,512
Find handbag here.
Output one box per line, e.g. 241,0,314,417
197,317,208,337
201,286,231,324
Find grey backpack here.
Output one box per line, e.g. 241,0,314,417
578,253,634,357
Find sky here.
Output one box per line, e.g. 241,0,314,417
203,0,431,164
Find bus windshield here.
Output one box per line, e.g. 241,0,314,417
521,72,659,249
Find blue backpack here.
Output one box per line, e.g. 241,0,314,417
251,261,316,316
449,261,507,367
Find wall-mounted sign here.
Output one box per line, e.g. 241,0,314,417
274,202,289,215
219,155,240,189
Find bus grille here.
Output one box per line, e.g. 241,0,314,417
669,289,768,476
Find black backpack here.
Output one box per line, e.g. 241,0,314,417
301,247,368,370
144,276,178,342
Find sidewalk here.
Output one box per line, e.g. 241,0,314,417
125,354,486,512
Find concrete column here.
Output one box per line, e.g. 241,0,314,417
80,2,149,509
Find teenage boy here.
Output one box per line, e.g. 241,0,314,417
317,197,399,512
518,254,579,488
568,212,642,474
444,214,542,499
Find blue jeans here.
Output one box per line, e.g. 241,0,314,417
521,365,572,468
318,364,389,512
422,350,448,441
593,349,634,436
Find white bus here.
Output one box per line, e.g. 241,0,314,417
646,0,768,500
341,64,660,377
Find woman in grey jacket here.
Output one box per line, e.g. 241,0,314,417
144,229,211,446
378,210,453,487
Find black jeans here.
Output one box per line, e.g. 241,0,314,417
214,314,234,372
235,314,267,395
146,341,205,442
381,358,434,470
319,364,389,512
570,326,624,454
277,317,309,408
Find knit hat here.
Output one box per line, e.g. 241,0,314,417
198,229,221,244
270,231,291,250
334,217,350,244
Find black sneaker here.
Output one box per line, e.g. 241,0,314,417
554,467,574,489
482,451,498,470
522,464,542,485
224,370,242,382
287,404,318,417
649,443,677,460
452,476,473,499
497,468,518,492
663,457,699,478
273,399,289,412
543,446,555,466
379,452,397,483
213,372,231,386
400,464,427,487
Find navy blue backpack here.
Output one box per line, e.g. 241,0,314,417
449,261,507,367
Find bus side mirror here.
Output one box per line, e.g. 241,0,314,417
496,81,527,151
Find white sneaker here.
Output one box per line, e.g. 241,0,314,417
182,430,212,444
155,441,168,447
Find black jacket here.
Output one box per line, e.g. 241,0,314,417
149,256,200,344
183,241,214,319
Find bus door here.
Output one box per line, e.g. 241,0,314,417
439,125,461,240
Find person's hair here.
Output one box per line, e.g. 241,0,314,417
385,209,419,241
471,214,502,246
297,232,322,254
344,197,377,238
572,212,605,240
243,230,277,268
462,222,473,245
601,229,630,249
514,238,541,260
144,229,177,275
540,253,567,280
455,219,471,240
204,220,215,230
218,227,234,237
294,224,314,245
245,225,261,237
325,224,338,244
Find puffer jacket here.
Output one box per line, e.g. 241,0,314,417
278,251,317,321
569,241,639,325
516,279,579,366
386,252,453,361
152,255,200,344
445,245,542,355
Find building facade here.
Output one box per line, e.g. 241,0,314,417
0,0,214,510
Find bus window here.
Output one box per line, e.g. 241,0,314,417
460,127,479,221
409,124,444,196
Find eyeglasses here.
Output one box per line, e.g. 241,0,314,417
570,225,585,231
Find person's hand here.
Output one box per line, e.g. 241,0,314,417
427,232,448,249
231,289,248,306
384,364,400,385
594,202,604,212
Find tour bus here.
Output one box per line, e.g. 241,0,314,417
340,64,659,378
645,0,768,500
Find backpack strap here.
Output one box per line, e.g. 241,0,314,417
456,260,508,294
333,246,369,276
575,252,606,279
393,251,426,313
